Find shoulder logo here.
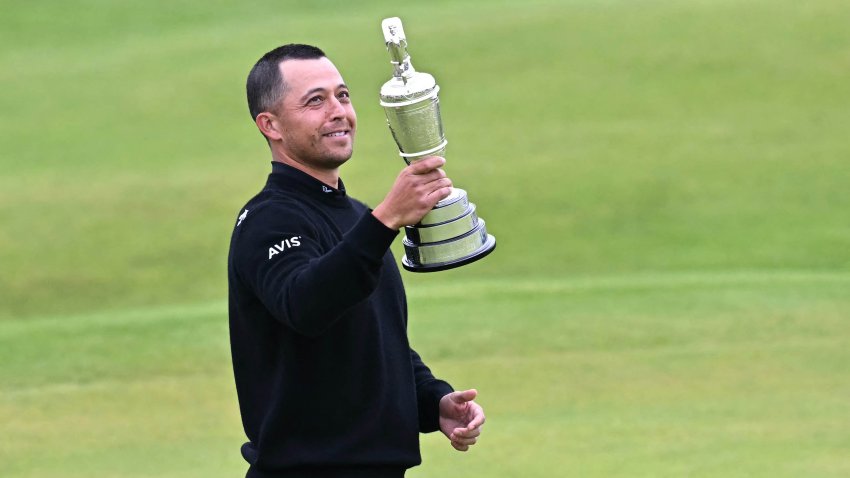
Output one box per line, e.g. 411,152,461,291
268,236,302,260
236,209,249,227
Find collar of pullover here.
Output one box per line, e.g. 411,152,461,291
266,161,350,208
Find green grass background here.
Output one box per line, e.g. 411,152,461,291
1,0,849,476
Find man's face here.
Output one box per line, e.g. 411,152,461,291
273,58,357,170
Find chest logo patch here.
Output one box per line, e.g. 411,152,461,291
268,236,302,260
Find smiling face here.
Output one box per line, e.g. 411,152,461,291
259,57,357,174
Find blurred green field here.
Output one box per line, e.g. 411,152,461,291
1,0,849,476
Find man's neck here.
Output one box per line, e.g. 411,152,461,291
272,157,340,190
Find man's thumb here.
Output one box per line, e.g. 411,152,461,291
453,389,478,403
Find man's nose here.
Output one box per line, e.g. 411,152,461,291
327,96,347,120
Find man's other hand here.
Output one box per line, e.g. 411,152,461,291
439,389,485,452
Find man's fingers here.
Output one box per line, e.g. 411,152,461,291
405,162,451,202
450,430,479,449
465,410,486,431
452,427,481,439
425,168,447,180
452,441,470,452
426,181,452,201
452,435,478,447
411,168,448,191
408,156,446,174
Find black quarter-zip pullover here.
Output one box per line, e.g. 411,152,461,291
228,162,453,478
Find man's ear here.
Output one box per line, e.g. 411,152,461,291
255,112,283,141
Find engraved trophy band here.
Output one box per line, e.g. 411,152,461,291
379,17,496,272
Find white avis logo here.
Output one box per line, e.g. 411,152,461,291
268,236,302,260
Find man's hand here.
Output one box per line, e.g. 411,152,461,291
439,389,485,452
372,156,452,230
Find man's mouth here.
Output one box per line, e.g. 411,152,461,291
323,130,349,138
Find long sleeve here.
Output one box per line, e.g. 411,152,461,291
232,201,398,338
410,348,454,433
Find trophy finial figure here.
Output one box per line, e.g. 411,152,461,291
382,17,414,81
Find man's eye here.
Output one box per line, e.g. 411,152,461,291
338,91,351,101
307,96,323,105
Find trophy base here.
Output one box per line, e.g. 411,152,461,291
400,189,496,273
402,233,496,272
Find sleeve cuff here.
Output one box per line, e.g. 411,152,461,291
418,380,455,433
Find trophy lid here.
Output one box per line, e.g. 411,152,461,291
380,73,437,104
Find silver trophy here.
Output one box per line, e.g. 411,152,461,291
379,17,496,272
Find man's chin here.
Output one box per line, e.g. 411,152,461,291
312,155,349,172
327,157,350,169
324,148,354,167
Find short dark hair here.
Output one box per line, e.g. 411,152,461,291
246,44,326,121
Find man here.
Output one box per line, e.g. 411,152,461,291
227,44,485,478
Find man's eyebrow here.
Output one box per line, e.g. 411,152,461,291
299,84,349,102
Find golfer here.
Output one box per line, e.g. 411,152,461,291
227,44,485,478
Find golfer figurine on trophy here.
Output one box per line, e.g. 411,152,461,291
379,17,496,272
